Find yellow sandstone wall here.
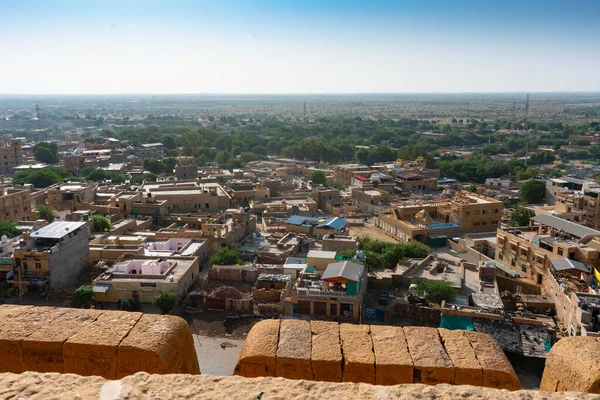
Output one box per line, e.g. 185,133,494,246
0,305,200,379
0,372,595,400
235,320,520,390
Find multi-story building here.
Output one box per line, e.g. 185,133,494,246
545,176,597,205
394,172,437,192
0,188,32,222
0,140,23,175
334,164,372,186
351,188,390,214
92,255,200,303
495,214,600,286
143,182,230,213
47,182,96,211
313,187,341,211
11,221,90,292
174,165,198,180
137,143,164,159
61,154,86,176
282,252,367,322
376,191,503,243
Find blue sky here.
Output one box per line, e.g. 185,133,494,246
1,0,599,94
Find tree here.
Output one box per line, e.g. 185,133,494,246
510,207,535,227
91,215,111,232
143,158,166,174
209,247,245,265
412,277,456,305
32,142,59,164
120,297,141,312
163,157,178,172
466,184,477,193
13,167,71,188
75,285,94,308
36,205,57,223
0,220,18,237
131,173,158,184
519,180,546,204
86,169,109,181
310,170,327,185
153,290,178,314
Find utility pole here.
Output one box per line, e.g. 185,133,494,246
525,136,530,167
18,264,22,303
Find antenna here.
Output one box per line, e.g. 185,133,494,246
524,94,530,130
511,101,516,129
35,104,40,120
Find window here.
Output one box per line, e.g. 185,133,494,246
558,248,564,256
521,249,528,257
493,209,499,214
205,203,209,209
474,210,481,215
482,221,487,226
521,264,527,272
482,209,487,215
35,262,41,269
491,220,498,225
465,211,470,216
511,258,516,266
474,222,480,226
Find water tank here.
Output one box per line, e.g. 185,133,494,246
356,251,364,259
1,235,7,243
251,232,257,239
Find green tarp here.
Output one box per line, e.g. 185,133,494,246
439,314,474,331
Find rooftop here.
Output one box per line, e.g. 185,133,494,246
32,221,87,239
531,214,600,239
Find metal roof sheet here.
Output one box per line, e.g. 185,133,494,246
530,214,600,238
32,221,87,239
551,258,590,273
322,261,364,282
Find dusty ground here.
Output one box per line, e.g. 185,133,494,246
349,221,400,243
194,334,244,376
186,310,263,339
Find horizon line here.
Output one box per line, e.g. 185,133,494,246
2,91,600,97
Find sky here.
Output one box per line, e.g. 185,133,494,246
1,0,600,94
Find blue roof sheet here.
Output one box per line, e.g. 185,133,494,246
317,217,348,230
285,215,348,230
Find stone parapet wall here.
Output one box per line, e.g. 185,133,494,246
0,372,595,399
0,305,199,379
235,321,520,390
541,336,600,393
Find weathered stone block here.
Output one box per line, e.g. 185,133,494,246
310,321,342,382
234,319,279,378
0,306,66,373
22,309,103,373
117,314,200,378
339,324,375,384
63,310,142,379
404,326,454,385
438,328,482,386
465,330,521,390
371,325,413,385
276,320,312,380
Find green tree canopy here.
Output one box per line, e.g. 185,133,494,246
131,172,158,184
412,277,457,305
91,215,111,232
163,157,178,172
13,167,71,188
36,205,57,223
209,247,245,265
75,285,94,308
0,220,19,237
310,170,327,185
519,180,546,204
359,237,429,272
32,142,59,164
153,290,178,314
510,207,535,227
143,158,166,174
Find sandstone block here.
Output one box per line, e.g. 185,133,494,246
339,323,375,384
63,310,142,379
404,326,454,385
0,306,66,373
465,330,520,390
371,325,413,385
438,328,482,386
117,314,200,378
540,336,600,393
22,309,103,373
276,320,312,380
310,321,342,382
234,319,279,378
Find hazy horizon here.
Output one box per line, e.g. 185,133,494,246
2,0,600,95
